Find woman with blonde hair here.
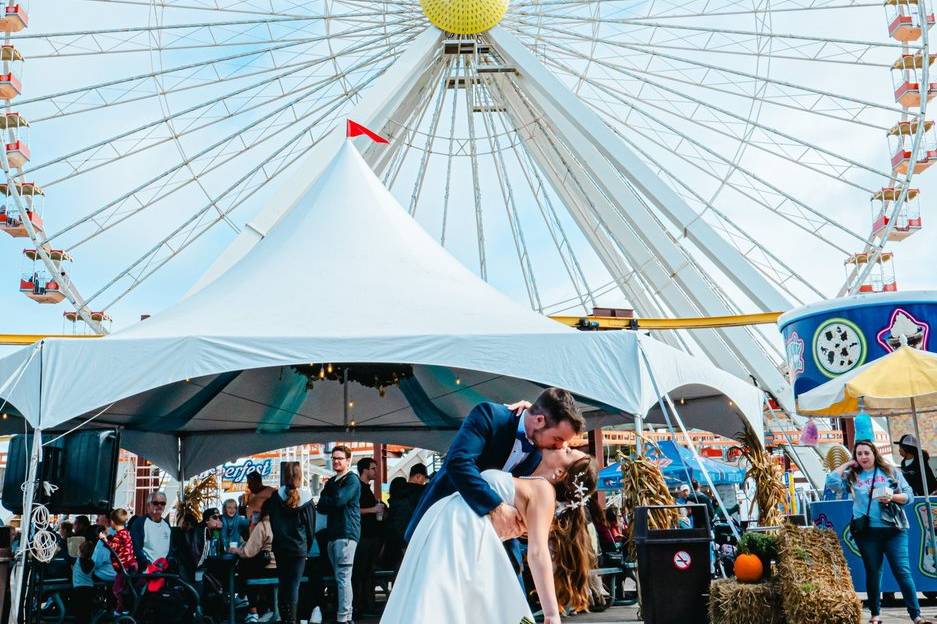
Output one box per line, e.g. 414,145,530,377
827,440,931,624
381,447,598,624
262,461,315,624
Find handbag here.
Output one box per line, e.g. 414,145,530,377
849,465,877,537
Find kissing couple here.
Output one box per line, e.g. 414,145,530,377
381,388,598,624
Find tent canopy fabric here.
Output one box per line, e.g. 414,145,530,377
598,441,746,491
0,142,763,478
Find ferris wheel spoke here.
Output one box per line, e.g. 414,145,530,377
611,128,823,302
381,58,450,190
88,63,390,309
510,23,904,120
484,77,596,312
510,0,879,21
473,64,543,311
514,26,893,129
506,17,899,67
528,48,868,251
536,48,890,186
611,112,861,255
30,24,416,186
50,36,414,250
13,13,412,58
402,58,454,216
81,0,326,19
18,23,396,120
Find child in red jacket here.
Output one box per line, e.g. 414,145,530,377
103,509,137,612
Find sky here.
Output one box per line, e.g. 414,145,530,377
1,0,935,347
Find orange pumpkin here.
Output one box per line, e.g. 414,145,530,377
734,553,764,583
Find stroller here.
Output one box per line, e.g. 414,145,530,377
91,542,213,624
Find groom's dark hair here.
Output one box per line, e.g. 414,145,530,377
530,388,584,432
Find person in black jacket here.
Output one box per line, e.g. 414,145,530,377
897,434,937,496
263,461,316,624
316,445,360,624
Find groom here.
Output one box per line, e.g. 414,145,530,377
405,387,585,547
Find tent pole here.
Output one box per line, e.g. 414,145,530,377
763,398,820,496
911,398,937,571
177,435,185,523
634,415,644,456
638,345,740,541
8,427,41,624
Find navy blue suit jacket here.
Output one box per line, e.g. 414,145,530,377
405,401,542,542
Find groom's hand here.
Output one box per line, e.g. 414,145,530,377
489,503,524,539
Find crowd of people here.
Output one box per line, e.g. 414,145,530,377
41,455,434,624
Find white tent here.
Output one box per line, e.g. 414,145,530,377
0,141,763,478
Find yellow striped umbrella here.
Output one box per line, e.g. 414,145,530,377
798,346,937,416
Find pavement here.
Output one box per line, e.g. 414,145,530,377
350,600,935,623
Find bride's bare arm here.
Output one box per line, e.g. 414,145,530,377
523,478,561,622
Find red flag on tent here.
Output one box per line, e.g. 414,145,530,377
346,119,389,144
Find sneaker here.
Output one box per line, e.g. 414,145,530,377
257,612,274,623
244,613,259,623
310,606,323,624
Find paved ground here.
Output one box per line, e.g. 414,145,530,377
351,599,936,623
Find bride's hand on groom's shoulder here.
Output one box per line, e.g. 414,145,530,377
505,400,532,415
543,614,562,624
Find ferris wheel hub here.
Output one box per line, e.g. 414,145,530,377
420,0,508,35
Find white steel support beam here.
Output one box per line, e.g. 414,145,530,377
188,26,444,295
486,32,792,409
507,86,756,381
487,26,792,315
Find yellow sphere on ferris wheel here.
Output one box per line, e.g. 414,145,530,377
420,0,509,35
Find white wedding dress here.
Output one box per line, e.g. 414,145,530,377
380,469,535,624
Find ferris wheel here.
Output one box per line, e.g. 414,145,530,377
0,0,933,406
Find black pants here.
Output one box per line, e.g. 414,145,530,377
239,555,276,613
352,536,380,614
69,587,96,622
299,556,326,621
275,553,306,624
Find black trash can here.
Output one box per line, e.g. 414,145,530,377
633,504,712,624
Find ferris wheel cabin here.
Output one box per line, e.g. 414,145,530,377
885,0,935,41
19,273,63,303
871,187,922,240
892,53,936,108
1,112,30,167
889,119,937,174
845,251,897,293
0,181,45,237
0,45,24,101
18,248,71,304
0,4,28,33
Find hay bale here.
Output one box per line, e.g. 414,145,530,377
709,578,784,624
776,525,862,624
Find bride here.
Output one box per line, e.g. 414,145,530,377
380,447,598,624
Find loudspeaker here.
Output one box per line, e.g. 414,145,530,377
1,429,120,514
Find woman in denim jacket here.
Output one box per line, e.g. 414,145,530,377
827,440,932,624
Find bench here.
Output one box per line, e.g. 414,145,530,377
244,575,308,621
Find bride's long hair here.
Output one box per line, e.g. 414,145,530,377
550,455,598,612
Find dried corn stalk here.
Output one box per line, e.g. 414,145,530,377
174,472,218,523
618,449,679,559
736,426,786,527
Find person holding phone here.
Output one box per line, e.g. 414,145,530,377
827,440,930,624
